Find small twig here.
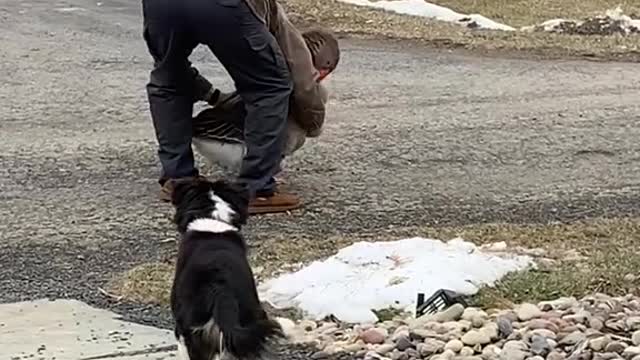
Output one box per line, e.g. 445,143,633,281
97,287,123,302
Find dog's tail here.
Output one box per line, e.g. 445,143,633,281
215,295,284,358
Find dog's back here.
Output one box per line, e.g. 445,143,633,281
172,230,282,360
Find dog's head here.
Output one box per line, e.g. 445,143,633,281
170,177,249,233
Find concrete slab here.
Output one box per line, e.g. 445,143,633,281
1,299,177,360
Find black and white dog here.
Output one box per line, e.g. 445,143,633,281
169,177,283,360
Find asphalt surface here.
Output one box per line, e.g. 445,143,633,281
1,0,640,334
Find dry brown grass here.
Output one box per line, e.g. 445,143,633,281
434,0,640,27
282,0,640,60
109,217,640,310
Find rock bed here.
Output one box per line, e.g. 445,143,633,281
278,294,640,360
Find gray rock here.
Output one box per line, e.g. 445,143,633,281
459,347,474,356
559,331,587,346
312,351,330,360
530,334,552,357
516,304,543,321
589,318,605,331
409,328,437,341
404,348,419,359
563,311,591,325
392,326,410,341
627,318,640,331
482,345,500,360
444,339,464,353
623,347,640,359
375,344,396,355
434,304,465,323
633,331,640,346
497,317,514,338
472,316,486,329
395,334,414,351
592,353,622,360
526,319,560,333
344,343,367,352
365,351,391,360
418,339,446,357
589,336,612,352
499,341,529,360
527,357,545,360
498,348,529,360
547,351,567,360
605,320,626,332
567,350,593,360
530,328,557,340
539,298,578,311
391,350,409,360
462,308,486,321
604,341,627,354
461,329,492,346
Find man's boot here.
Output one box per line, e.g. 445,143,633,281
249,191,302,214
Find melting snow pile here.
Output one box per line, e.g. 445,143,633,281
336,0,640,36
521,7,640,35
259,237,535,324
338,0,515,31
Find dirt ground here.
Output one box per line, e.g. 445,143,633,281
1,0,640,332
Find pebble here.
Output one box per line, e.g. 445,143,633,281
434,304,465,323
311,351,330,359
517,303,543,321
623,347,640,359
461,329,492,346
391,350,409,360
497,316,514,338
547,351,567,360
458,347,474,356
627,317,640,331
531,334,552,357
417,339,445,357
590,336,612,352
559,331,587,346
530,328,557,340
500,340,529,360
527,319,560,333
604,341,627,354
394,335,413,351
590,318,605,331
375,344,396,355
445,339,464,352
361,328,388,344
275,295,640,360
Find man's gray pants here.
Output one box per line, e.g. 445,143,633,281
142,0,292,196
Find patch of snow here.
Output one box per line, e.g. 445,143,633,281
259,237,534,324
338,0,515,31
521,6,640,34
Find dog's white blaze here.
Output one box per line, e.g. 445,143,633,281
209,192,236,224
187,218,237,233
177,335,190,360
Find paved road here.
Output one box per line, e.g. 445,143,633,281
1,0,640,326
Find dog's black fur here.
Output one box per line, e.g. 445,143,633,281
170,178,283,360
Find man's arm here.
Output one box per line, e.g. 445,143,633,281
272,3,326,137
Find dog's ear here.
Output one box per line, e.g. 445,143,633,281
170,178,198,207
209,180,250,226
